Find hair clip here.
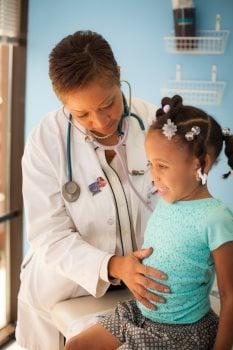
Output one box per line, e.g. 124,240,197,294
222,127,233,137
162,119,177,140
163,104,170,114
185,126,201,141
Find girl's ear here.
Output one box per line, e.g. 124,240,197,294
192,153,212,174
203,154,213,174
193,157,201,171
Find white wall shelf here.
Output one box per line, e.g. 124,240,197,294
164,15,229,55
161,65,226,106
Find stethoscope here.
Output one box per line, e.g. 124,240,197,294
62,81,153,212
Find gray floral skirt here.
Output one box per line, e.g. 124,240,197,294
98,299,219,350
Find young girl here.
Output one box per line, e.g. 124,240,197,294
65,95,233,350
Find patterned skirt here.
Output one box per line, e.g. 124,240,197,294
98,299,219,350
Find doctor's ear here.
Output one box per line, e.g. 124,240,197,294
117,66,121,74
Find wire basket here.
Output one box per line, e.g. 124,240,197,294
164,15,229,55
161,65,226,106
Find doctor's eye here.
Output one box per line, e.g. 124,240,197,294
100,101,114,111
147,160,152,168
77,113,89,119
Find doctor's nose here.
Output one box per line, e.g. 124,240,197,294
93,111,111,128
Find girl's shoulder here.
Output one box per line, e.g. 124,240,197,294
205,199,233,225
204,200,233,251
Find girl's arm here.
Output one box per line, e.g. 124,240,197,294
212,241,233,350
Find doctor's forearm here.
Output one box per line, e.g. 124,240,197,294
108,255,125,280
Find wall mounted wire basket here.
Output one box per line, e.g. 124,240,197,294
164,15,229,55
161,65,226,106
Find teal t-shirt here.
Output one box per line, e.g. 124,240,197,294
138,198,233,324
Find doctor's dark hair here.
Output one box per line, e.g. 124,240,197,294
49,30,120,97
149,95,233,178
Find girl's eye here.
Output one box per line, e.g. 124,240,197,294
158,164,167,169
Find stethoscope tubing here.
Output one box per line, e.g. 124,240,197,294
63,83,153,212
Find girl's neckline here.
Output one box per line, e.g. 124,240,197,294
161,197,220,208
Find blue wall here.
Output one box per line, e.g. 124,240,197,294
25,0,233,216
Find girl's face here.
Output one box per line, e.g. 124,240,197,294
145,130,203,203
63,81,123,136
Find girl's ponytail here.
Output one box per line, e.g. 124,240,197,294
222,129,233,179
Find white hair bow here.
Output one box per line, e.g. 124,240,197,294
185,126,201,141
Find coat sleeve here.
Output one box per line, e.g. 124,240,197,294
22,131,111,298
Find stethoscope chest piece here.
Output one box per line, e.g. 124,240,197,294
62,181,80,202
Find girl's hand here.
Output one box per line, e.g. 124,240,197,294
108,248,170,309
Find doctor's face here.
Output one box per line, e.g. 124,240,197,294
63,81,124,136
145,130,201,204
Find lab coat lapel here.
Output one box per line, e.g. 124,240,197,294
72,124,116,212
125,117,148,232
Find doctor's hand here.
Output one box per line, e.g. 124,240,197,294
108,248,170,310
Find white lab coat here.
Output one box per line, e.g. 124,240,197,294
16,98,158,350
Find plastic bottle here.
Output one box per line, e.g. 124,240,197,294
172,0,196,50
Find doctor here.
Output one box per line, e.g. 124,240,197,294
16,30,169,350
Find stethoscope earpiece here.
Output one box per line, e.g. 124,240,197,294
62,181,81,202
